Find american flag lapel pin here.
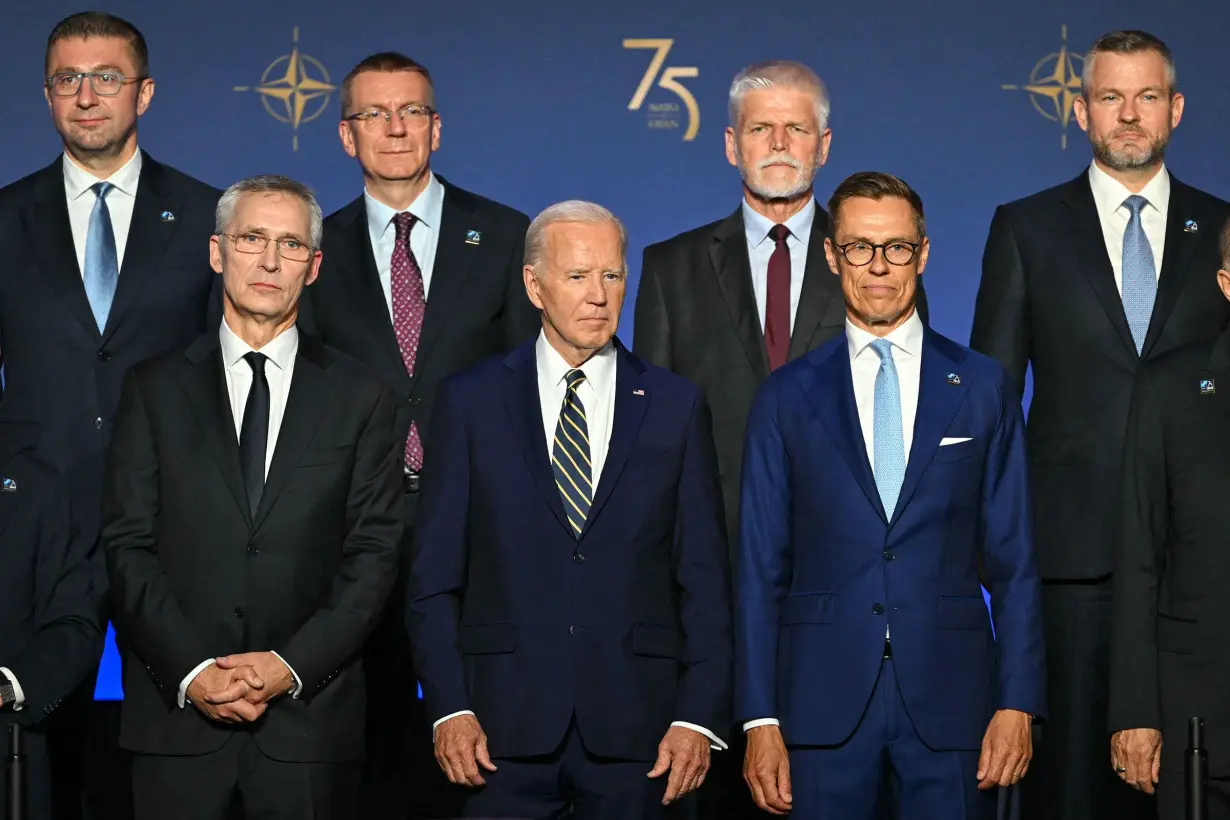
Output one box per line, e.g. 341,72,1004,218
632,389,645,396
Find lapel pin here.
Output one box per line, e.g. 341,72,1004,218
1200,378,1216,395
946,372,961,386
465,229,481,245
1,477,16,493
633,389,645,396
160,210,176,222
1185,220,1199,233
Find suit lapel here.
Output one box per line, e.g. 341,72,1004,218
582,344,649,536
1141,178,1202,357
787,206,839,362
415,182,482,385
343,198,409,386
709,211,771,380
178,336,250,526
503,343,572,536
1061,176,1138,357
25,158,99,341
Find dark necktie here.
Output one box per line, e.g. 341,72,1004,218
84,181,119,332
765,224,791,370
239,352,270,518
391,212,427,471
551,369,593,538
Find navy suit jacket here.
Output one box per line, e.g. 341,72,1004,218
736,327,1045,750
407,337,732,760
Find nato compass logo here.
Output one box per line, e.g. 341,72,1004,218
233,27,335,152
1002,25,1085,150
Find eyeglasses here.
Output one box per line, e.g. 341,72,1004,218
835,240,922,267
220,233,314,263
344,103,435,128
46,71,144,97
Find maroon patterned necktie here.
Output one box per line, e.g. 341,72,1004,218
391,211,426,471
764,224,791,370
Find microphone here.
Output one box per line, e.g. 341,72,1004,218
6,723,24,820
1188,716,1208,820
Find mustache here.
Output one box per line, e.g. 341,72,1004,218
757,153,802,171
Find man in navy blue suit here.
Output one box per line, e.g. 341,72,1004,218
736,172,1046,817
407,200,732,818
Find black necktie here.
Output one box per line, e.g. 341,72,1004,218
239,352,270,517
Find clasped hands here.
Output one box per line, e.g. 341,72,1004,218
185,652,294,724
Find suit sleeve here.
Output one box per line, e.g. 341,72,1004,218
406,378,473,721
979,368,1046,718
275,381,403,701
103,371,214,708
502,214,541,348
970,206,1030,398
7,472,106,723
1107,364,1167,733
633,244,672,370
734,378,792,724
671,392,733,739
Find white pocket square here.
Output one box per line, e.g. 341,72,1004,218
939,437,973,446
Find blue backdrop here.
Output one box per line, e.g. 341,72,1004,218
5,1,1228,700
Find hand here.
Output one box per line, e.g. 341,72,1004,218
434,714,497,787
1111,728,1162,795
977,709,1033,790
647,726,711,805
213,653,295,706
185,663,267,724
744,725,792,814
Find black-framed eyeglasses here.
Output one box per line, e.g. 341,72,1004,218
343,103,435,128
220,233,314,263
46,71,145,97
835,240,922,267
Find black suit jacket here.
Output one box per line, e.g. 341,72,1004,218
101,331,403,761
0,152,220,528
634,203,929,550
303,177,540,455
0,422,105,726
1109,326,1230,776
970,172,1230,579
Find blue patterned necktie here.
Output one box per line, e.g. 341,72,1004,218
83,181,119,332
1121,194,1158,355
551,369,593,537
870,339,906,519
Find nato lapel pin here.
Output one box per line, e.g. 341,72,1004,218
1200,378,1216,395
465,230,481,245
160,210,176,223
946,372,961,386
1184,220,1199,233
1,477,16,493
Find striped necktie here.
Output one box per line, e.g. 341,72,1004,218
551,368,592,537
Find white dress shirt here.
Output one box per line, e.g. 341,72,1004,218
742,197,814,334
743,310,925,734
176,320,304,707
434,331,726,750
365,173,445,319
1087,162,1169,294
64,148,142,276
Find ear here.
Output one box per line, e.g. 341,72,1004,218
724,126,738,168
824,236,839,276
915,238,930,277
1170,92,1185,129
339,121,358,158
1073,95,1089,133
209,235,224,275
430,112,442,153
136,78,154,116
304,250,323,288
1217,267,1230,303
817,128,833,167
523,265,544,311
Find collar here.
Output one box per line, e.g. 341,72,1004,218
742,197,816,250
845,309,924,362
62,147,142,201
1087,161,1171,218
364,173,445,239
535,329,617,396
219,319,300,373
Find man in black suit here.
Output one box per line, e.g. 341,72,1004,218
102,175,403,819
303,51,539,818
1108,218,1230,820
0,421,106,819
970,30,1230,820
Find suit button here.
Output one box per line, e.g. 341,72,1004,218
246,545,258,556
97,349,110,361
569,625,575,636
94,417,104,430
872,604,885,616
234,607,245,618
883,551,894,561
572,552,585,564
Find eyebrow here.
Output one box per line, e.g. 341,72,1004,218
235,226,309,243
53,63,128,74
1097,85,1167,95
840,235,919,244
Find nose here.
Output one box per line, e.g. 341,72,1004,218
770,124,788,151
868,247,890,275
386,110,408,137
1119,99,1140,123
259,241,282,272
76,80,98,107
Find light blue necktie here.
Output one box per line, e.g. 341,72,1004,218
1121,194,1157,355
83,181,119,333
870,338,906,519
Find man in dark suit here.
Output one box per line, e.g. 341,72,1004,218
970,30,1230,820
407,201,732,818
739,172,1045,818
1108,217,1230,820
102,175,402,819
0,421,106,819
302,52,539,817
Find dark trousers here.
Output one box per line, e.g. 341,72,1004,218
1158,769,1230,820
1022,579,1155,820
788,659,994,820
131,733,359,820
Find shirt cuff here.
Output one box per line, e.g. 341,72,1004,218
270,651,303,698
671,721,728,751
743,718,780,732
0,667,26,711
433,710,475,733
178,659,217,709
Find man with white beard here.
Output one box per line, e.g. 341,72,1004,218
633,59,928,818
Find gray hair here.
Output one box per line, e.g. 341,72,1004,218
524,200,628,274
214,175,323,249
729,60,830,130
1081,30,1178,97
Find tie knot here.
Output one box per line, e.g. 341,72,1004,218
565,368,587,390
769,224,790,244
91,181,113,200
393,211,416,238
1123,195,1149,217
243,351,267,376
869,338,894,363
